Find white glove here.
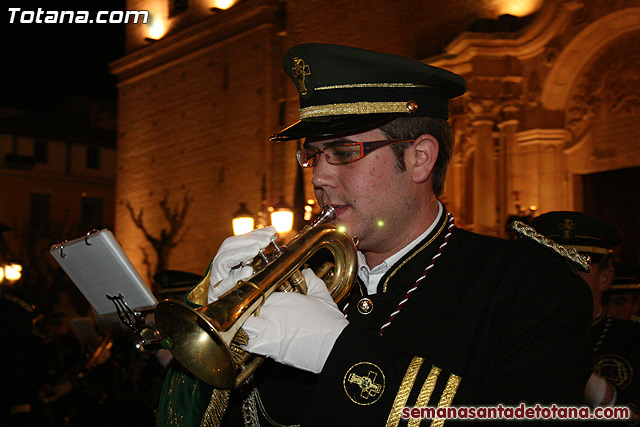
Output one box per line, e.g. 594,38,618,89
208,226,276,303
585,373,617,406
243,268,349,373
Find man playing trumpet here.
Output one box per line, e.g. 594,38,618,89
159,43,593,426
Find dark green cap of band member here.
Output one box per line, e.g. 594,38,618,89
530,211,623,256
271,43,467,142
607,263,640,294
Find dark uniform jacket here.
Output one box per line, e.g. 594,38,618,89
591,315,640,425
222,211,593,426
159,211,593,426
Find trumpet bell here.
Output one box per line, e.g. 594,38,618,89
154,207,358,389
155,301,236,388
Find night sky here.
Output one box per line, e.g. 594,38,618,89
1,1,127,112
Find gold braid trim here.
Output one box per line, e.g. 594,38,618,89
430,374,461,427
386,357,425,427
565,244,611,255
315,83,432,90
200,389,231,427
300,101,416,119
382,215,447,293
407,366,442,427
508,220,591,273
199,329,250,427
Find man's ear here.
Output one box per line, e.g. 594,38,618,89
408,134,439,184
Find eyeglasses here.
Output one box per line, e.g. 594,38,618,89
296,138,414,168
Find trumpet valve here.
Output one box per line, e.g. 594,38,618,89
286,269,308,295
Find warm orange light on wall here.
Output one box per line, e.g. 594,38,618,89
211,0,237,10
498,0,543,17
147,13,166,40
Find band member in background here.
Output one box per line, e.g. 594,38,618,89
159,44,593,426
532,211,639,424
604,264,640,322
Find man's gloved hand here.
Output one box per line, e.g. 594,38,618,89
585,373,617,407
207,226,276,303
243,268,349,373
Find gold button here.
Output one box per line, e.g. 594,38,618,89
357,298,373,315
406,100,419,112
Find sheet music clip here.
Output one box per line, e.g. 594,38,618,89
107,293,173,351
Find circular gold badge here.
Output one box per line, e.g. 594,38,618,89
343,362,385,405
594,354,633,390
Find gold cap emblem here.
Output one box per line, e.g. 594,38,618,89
292,57,311,96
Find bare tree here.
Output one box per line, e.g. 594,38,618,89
124,191,192,286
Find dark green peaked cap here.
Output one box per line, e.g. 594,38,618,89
608,263,640,294
530,211,623,256
271,43,466,141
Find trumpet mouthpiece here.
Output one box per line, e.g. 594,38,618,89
313,205,336,227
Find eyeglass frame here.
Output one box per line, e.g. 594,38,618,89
296,138,415,168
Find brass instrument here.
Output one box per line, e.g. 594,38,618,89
154,206,358,389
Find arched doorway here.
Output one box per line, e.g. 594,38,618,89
582,167,640,265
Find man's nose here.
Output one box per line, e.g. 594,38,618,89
311,153,337,189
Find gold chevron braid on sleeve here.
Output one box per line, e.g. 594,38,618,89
386,357,425,427
508,221,590,273
407,366,442,427
430,373,462,427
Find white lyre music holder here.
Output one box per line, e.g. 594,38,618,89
51,229,170,350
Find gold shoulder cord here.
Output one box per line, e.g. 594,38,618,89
508,221,590,272
382,218,448,293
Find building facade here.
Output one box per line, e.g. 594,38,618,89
0,99,117,292
111,0,640,280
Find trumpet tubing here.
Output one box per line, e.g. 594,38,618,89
154,206,357,389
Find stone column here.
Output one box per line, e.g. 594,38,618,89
471,118,498,236
497,118,519,237
516,129,568,213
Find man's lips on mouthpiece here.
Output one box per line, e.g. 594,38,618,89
329,205,349,215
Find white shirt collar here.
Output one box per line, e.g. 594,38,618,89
358,202,443,295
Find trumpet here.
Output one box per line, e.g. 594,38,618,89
154,206,358,389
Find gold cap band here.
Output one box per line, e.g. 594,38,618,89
300,101,416,119
566,245,612,255
611,284,640,290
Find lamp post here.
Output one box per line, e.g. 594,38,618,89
0,222,22,284
270,196,294,235
0,263,22,283
232,203,255,236
231,197,295,236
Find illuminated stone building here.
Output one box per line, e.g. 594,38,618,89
0,99,117,287
111,0,640,279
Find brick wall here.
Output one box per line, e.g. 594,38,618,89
113,0,545,282
115,23,285,281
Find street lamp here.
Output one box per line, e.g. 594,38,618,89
232,203,255,236
270,196,294,235
232,197,295,236
0,262,22,283
0,222,21,284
